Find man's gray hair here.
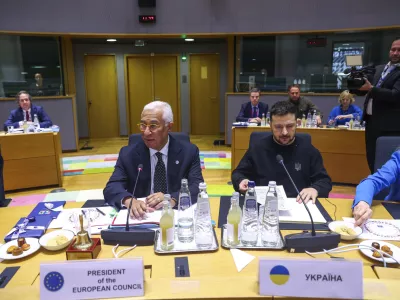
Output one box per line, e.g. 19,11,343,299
143,101,174,123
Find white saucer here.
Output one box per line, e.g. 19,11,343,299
359,240,400,264
0,238,41,260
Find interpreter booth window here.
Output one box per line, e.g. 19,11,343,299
0,35,64,98
234,29,400,93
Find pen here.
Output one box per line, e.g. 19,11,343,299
96,208,106,216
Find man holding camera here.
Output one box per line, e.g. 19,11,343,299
360,39,400,173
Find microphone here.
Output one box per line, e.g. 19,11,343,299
101,164,155,246
126,164,143,231
276,154,340,253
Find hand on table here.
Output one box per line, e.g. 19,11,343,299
239,179,249,194
123,197,155,220
146,192,165,209
296,187,318,204
335,114,353,120
249,118,261,123
353,201,372,226
316,116,322,125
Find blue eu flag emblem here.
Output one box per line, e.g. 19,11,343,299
44,271,64,292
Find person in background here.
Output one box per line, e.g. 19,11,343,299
327,90,363,126
236,87,268,123
353,150,400,226
3,91,52,131
360,38,400,173
30,73,45,96
286,84,322,125
232,101,332,204
104,101,204,219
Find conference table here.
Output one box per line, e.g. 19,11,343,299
0,131,63,191
0,198,399,299
231,126,370,185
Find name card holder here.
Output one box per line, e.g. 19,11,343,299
40,258,144,300
259,257,363,299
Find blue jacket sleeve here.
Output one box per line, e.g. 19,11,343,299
236,103,249,122
327,107,338,124
3,111,21,130
353,152,400,208
38,107,53,128
351,105,363,120
103,149,132,209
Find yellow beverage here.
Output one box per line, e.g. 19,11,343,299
227,193,242,246
160,199,174,251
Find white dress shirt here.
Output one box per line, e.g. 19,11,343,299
19,108,32,126
149,137,169,194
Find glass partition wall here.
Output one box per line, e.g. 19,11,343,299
234,28,400,93
0,35,64,97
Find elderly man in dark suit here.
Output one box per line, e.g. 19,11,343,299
236,88,268,123
360,39,400,173
3,91,52,131
104,101,204,219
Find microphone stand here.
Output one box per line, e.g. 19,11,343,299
126,166,142,231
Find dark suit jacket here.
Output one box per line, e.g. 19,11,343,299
236,102,268,122
363,64,400,132
3,104,53,131
103,135,204,209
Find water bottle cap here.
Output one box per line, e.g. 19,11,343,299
181,178,188,184
199,182,207,189
164,194,171,201
232,192,239,197
248,181,255,188
268,181,277,187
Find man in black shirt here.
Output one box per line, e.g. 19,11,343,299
287,84,322,125
232,101,332,203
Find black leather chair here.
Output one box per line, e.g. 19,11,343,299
128,132,190,146
373,136,400,200
249,131,311,147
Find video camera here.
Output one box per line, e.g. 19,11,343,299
343,55,376,95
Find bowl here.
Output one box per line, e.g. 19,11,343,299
328,221,362,240
39,229,75,251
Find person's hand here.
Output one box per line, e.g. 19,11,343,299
296,118,302,126
249,118,261,123
123,198,154,220
316,115,322,125
239,179,249,194
335,115,345,120
296,188,318,204
353,201,372,226
328,119,335,125
146,192,165,209
359,79,373,91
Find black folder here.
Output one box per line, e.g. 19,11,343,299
218,196,332,231
382,202,400,219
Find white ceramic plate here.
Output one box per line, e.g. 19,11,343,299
39,229,75,251
0,238,40,260
359,240,400,264
338,125,349,129
328,221,362,240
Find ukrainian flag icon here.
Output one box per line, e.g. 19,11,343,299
269,265,290,285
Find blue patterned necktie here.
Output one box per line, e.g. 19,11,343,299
154,152,167,194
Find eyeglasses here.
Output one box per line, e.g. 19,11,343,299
137,123,161,132
273,123,296,132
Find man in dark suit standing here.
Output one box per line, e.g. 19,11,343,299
104,101,204,219
3,91,53,131
236,88,268,123
360,39,400,173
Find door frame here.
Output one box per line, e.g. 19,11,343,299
83,53,120,138
124,54,181,135
189,53,221,135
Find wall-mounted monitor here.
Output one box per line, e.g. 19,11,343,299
332,42,365,74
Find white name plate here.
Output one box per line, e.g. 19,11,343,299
40,258,144,300
259,257,363,299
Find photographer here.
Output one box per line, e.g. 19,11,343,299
360,39,400,173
